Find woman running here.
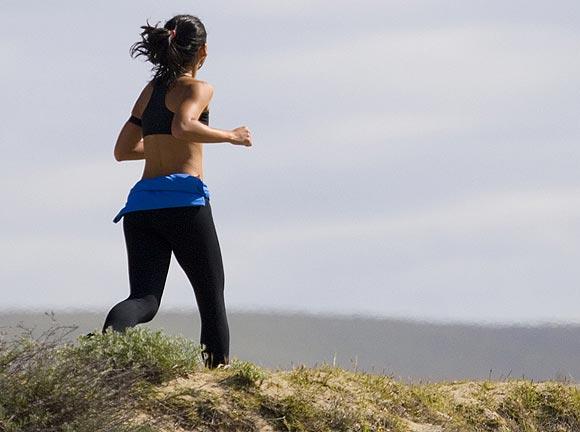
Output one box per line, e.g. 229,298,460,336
102,14,252,369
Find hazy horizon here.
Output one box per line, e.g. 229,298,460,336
2,305,578,328
2,310,578,383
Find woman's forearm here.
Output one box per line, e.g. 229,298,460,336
117,140,145,161
126,139,145,159
127,151,146,160
118,151,145,161
173,119,234,143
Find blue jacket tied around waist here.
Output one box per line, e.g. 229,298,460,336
113,173,210,223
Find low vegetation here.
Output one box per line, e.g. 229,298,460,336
1,319,579,431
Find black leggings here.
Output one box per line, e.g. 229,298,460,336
102,198,229,368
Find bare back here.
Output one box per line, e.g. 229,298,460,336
134,76,210,181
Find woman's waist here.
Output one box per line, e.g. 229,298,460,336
141,152,202,180
141,167,203,181
128,173,210,196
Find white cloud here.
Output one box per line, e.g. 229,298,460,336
232,187,580,247
242,22,580,101
1,159,141,222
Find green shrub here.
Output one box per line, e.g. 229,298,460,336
0,324,145,431
498,380,580,431
63,326,204,384
0,323,204,432
224,359,267,388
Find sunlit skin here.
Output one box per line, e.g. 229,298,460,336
113,43,251,181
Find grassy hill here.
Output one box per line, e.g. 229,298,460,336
1,323,579,432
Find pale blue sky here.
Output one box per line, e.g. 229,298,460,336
1,0,579,325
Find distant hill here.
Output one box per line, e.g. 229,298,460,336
1,309,579,382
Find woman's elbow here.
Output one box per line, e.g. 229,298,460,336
171,124,184,140
171,121,191,140
113,148,126,162
172,119,203,141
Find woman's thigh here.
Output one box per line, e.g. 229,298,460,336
156,202,225,301
122,211,173,300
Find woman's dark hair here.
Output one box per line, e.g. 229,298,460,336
130,14,207,88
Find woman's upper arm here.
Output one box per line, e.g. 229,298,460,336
171,81,214,137
129,82,154,120
113,83,152,160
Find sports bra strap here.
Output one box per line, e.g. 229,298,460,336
128,115,142,126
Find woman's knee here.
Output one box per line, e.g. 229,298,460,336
104,294,160,331
127,294,161,322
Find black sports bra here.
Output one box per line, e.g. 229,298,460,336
128,78,209,136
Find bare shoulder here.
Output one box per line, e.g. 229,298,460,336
171,78,214,114
176,76,214,95
130,80,155,118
